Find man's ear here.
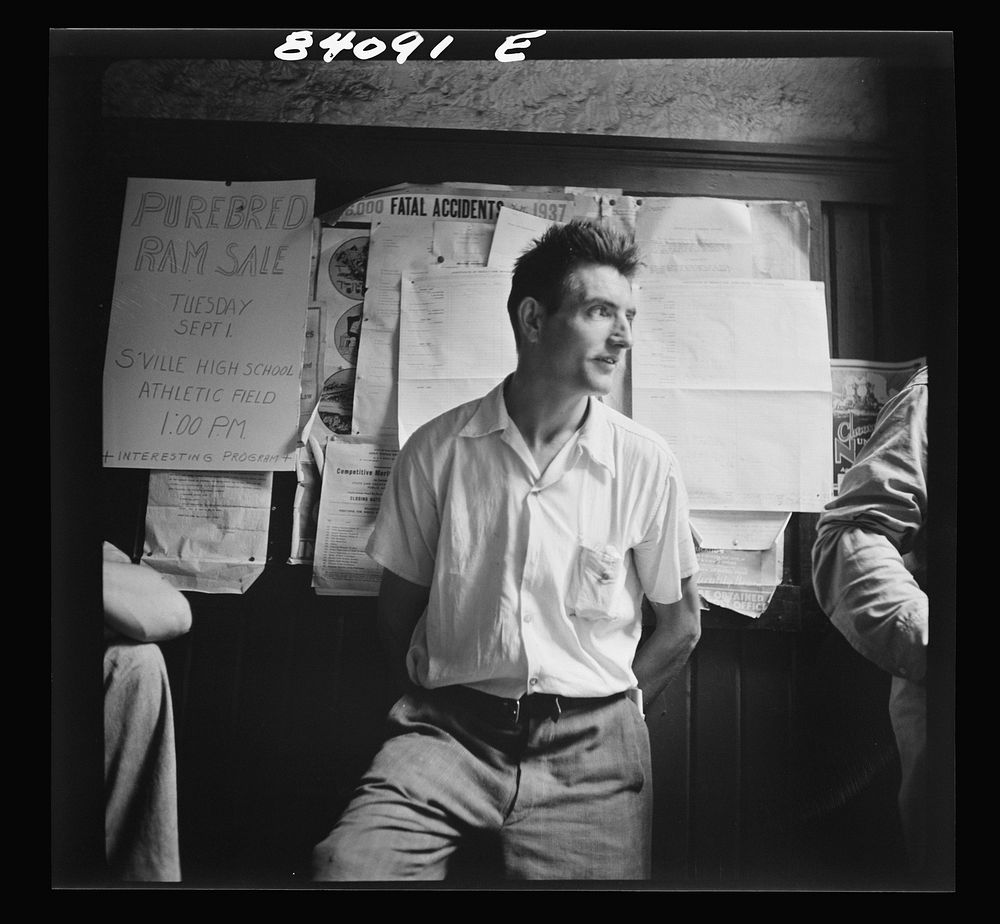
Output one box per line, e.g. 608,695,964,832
516,297,546,345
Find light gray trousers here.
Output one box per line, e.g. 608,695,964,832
104,642,181,882
312,686,652,881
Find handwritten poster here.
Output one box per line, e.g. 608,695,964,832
102,177,316,471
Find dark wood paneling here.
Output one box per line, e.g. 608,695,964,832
647,662,692,881
739,631,797,887
173,597,247,882
875,206,929,362
785,628,907,888
690,631,742,883
167,574,394,885
829,203,877,360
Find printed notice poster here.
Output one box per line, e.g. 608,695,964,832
345,183,589,444
397,268,517,446
143,469,272,593
635,196,754,277
830,357,926,495
696,542,785,619
312,438,398,596
103,177,316,471
632,278,832,512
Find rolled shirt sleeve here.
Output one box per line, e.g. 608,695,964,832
633,456,699,607
366,436,439,588
811,372,929,681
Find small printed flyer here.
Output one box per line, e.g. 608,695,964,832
830,357,926,494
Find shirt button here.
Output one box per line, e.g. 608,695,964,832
523,613,533,623
529,677,538,686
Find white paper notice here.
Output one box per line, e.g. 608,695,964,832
487,206,556,271
351,216,437,443
631,197,812,547
348,185,582,444
312,439,399,596
697,541,785,618
747,200,811,280
397,268,518,446
632,278,832,512
635,197,754,277
143,470,272,593
564,187,620,221
602,194,639,236
690,510,792,551
432,221,494,267
103,178,315,471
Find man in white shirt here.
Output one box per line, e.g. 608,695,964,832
313,219,701,881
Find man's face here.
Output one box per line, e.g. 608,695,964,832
535,263,636,397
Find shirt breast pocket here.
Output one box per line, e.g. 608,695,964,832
568,543,629,621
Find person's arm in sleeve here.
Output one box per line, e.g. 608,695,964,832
365,433,440,695
103,544,192,642
811,375,928,681
632,457,702,707
376,569,431,697
633,575,702,706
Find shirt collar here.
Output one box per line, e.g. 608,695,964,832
576,397,616,476
459,378,617,476
458,377,511,439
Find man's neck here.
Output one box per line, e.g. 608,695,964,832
503,369,590,469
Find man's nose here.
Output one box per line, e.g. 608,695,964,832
611,313,634,349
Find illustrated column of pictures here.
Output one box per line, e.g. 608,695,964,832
829,358,926,495
316,224,371,437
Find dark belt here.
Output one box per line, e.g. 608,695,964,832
441,684,626,728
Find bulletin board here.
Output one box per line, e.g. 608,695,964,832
88,118,910,630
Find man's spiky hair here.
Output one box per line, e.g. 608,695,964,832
506,219,640,348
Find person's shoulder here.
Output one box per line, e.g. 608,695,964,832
402,393,488,455
907,365,929,389
876,364,929,424
599,402,680,468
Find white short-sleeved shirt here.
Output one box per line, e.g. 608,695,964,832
367,378,699,699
